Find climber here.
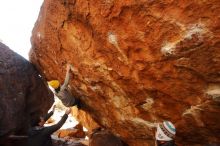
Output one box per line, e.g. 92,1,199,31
48,64,81,108
155,121,176,146
27,106,72,146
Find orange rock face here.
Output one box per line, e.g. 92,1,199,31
56,123,86,138
56,128,85,138
30,0,220,145
71,107,100,132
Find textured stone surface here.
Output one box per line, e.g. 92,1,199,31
71,107,100,132
30,0,220,145
0,42,53,138
89,129,126,146
89,129,124,146
52,138,86,146
56,129,85,138
55,123,86,138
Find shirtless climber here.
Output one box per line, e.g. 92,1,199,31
155,121,176,146
27,106,72,146
48,64,81,108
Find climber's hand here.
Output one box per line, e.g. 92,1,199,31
67,64,71,71
70,65,78,75
65,108,72,115
70,64,75,72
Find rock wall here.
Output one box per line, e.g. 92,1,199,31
0,43,53,138
71,107,100,132
30,0,220,145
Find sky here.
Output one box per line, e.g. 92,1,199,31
0,0,43,59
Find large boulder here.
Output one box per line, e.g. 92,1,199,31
30,0,220,145
0,42,53,137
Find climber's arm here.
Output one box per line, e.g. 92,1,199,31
42,114,68,135
61,64,71,89
42,108,71,135
43,105,56,121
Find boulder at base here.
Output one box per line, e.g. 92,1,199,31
0,42,53,138
89,129,124,146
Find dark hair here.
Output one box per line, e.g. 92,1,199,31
30,117,41,127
